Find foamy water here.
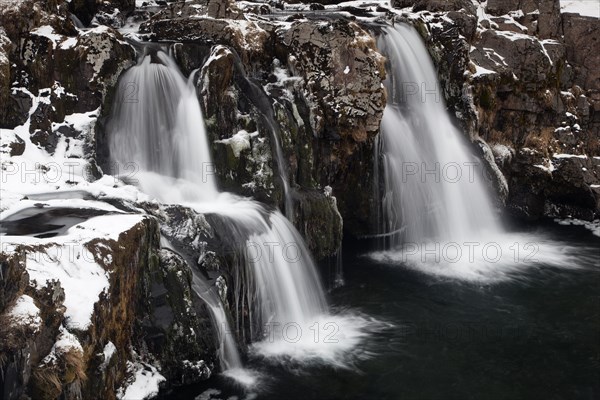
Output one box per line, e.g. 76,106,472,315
369,231,598,283
250,312,387,368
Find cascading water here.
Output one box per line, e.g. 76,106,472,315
375,24,501,248
108,51,219,202
107,47,370,375
372,24,582,282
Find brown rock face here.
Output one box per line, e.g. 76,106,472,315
562,13,600,90
486,0,562,38
0,217,161,400
278,20,386,143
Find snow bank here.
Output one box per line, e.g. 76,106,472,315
2,214,146,330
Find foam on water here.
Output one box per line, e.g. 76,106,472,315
221,368,261,388
249,312,384,368
369,231,598,282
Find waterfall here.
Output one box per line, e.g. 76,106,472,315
108,51,219,202
107,47,366,372
375,24,502,248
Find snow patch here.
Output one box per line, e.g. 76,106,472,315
118,362,165,400
2,214,146,330
215,130,256,157
471,62,496,77
100,341,117,371
555,218,600,237
553,153,588,159
60,37,78,49
31,25,64,46
42,326,84,366
8,295,42,332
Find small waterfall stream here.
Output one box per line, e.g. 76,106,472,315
217,53,295,220
160,238,244,375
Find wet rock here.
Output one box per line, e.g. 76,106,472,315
278,19,385,142
293,189,343,260
136,249,216,386
272,20,385,235
70,0,135,27
199,44,278,204
20,25,135,112
0,89,32,129
0,29,32,128
473,138,509,205
140,15,267,64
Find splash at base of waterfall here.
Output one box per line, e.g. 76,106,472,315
249,313,382,368
369,231,596,283
138,172,380,369
221,368,261,388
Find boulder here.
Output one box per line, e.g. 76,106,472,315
136,248,215,386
